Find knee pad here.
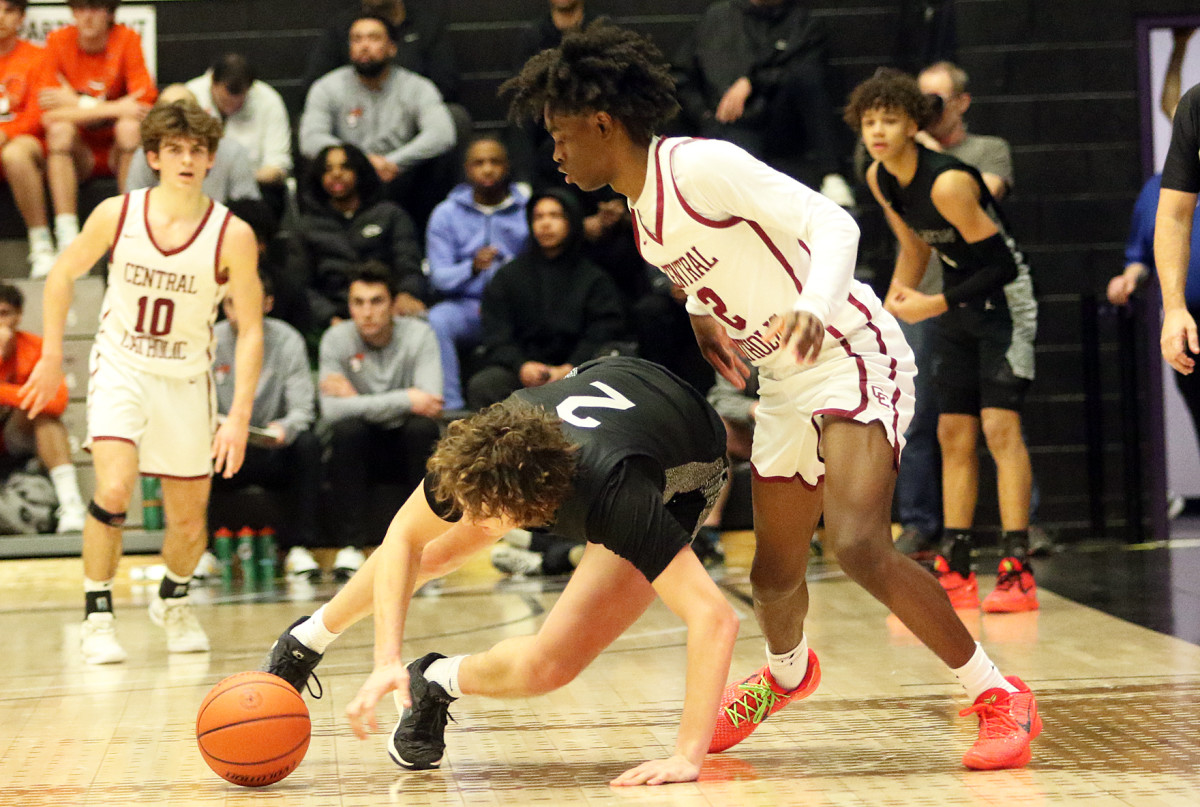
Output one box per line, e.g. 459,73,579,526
88,500,127,527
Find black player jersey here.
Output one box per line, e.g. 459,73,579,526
876,145,1025,309
1163,83,1200,194
424,356,728,580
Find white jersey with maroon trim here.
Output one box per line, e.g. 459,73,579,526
630,136,884,374
95,188,231,378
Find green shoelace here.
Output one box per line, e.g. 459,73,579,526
723,677,781,727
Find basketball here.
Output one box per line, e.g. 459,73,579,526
196,671,311,787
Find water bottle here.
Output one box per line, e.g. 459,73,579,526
213,527,234,588
256,527,278,586
140,476,163,530
236,526,258,587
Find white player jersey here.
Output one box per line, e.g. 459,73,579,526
95,188,231,378
631,137,886,374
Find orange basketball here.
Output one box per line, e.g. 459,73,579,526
196,671,311,787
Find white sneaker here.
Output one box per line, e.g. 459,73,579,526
191,551,220,581
490,542,543,577
285,546,321,579
149,597,210,653
81,612,128,665
28,245,56,279
333,546,365,581
55,501,87,534
819,173,856,208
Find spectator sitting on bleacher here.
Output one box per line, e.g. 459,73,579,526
209,271,322,581
298,142,427,329
39,0,156,255
124,86,261,202
0,0,58,278
317,260,442,580
467,188,626,410
0,282,86,533
426,135,529,411
299,11,456,230
185,52,293,195
302,0,459,103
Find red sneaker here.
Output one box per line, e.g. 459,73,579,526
982,557,1039,613
933,555,980,609
709,650,820,753
960,676,1042,769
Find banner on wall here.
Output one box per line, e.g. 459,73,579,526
19,4,157,78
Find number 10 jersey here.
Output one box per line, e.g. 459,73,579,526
95,188,232,378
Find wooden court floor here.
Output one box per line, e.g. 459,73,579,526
2,532,1199,807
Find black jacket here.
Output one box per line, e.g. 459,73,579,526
480,188,626,371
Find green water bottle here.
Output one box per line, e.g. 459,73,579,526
256,527,278,586
140,476,163,530
213,527,234,588
236,526,258,587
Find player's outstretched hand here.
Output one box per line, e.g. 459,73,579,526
19,356,64,419
610,754,701,787
690,315,750,389
765,310,824,365
346,662,410,740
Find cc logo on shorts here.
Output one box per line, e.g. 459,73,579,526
871,385,892,408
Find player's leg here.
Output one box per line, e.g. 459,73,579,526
981,407,1031,531
822,416,1040,769
151,476,213,653
79,438,139,664
0,135,55,277
938,413,980,531
389,542,657,769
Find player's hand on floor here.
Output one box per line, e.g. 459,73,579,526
345,662,410,740
610,754,701,786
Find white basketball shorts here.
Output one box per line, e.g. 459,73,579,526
85,350,216,478
751,313,916,487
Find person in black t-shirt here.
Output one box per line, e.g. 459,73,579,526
262,357,738,786
1158,81,1200,376
847,69,1040,615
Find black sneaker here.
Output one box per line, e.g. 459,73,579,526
260,617,324,698
894,526,936,560
692,526,725,567
389,652,455,770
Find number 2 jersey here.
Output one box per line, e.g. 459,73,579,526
630,136,884,375
95,188,232,377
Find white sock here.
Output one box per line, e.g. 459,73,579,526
54,214,79,247
424,655,466,698
953,642,1018,701
767,636,809,691
49,464,84,508
84,577,113,592
28,226,53,251
289,605,340,654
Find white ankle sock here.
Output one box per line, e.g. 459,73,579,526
54,214,79,247
424,655,466,698
28,226,53,251
49,464,84,509
290,605,340,654
767,636,809,691
953,642,1018,701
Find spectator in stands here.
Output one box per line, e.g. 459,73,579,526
672,0,854,207
0,0,58,278
425,135,529,411
209,272,322,580
0,282,86,533
467,188,626,409
40,0,156,253
317,261,442,579
124,86,261,202
297,142,427,329
225,198,313,346
302,0,459,103
695,368,761,565
185,52,292,211
299,11,456,229
508,0,598,191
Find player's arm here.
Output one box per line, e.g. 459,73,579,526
213,218,263,478
612,545,738,786
20,196,122,417
930,171,1020,310
1155,187,1200,373
345,486,503,738
865,162,933,295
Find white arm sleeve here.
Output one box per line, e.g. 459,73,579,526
672,140,860,326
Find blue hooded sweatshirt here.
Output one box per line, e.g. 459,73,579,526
425,182,530,301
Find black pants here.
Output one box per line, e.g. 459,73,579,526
466,365,523,411
210,429,323,548
327,416,441,547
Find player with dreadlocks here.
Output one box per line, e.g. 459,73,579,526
504,22,1041,771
